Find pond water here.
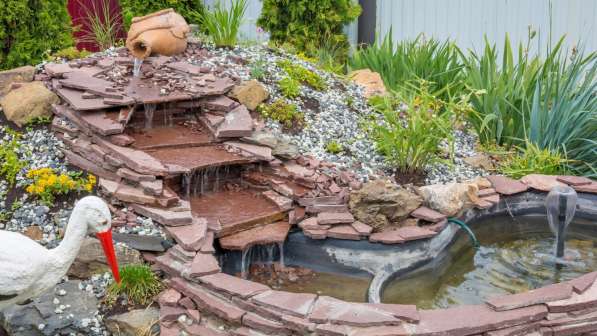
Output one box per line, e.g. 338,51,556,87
251,215,597,308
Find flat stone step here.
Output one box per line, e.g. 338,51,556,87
127,124,213,150
149,145,251,172
190,189,287,238
219,221,291,250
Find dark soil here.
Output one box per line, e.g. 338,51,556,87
99,296,158,318
301,96,320,112
0,326,7,336
394,170,427,186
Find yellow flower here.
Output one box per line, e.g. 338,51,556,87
26,185,34,193
37,179,47,188
35,185,45,194
67,180,76,189
47,175,57,186
58,174,70,184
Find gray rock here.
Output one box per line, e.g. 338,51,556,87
349,179,422,232
68,237,142,278
113,232,169,252
0,281,100,336
105,308,159,336
272,140,299,160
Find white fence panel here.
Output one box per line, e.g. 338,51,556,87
376,0,597,55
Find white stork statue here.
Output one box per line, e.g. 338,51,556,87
0,196,120,310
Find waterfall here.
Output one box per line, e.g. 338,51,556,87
133,58,143,77
240,247,251,279
143,103,156,129
277,242,285,268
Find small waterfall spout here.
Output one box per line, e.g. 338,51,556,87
546,185,578,262
143,103,157,129
133,58,143,77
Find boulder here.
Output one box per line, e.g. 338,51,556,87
0,280,98,336
417,182,479,216
68,237,142,278
0,81,59,126
349,179,422,232
463,154,494,170
348,69,387,98
229,80,269,110
0,65,35,95
105,307,159,336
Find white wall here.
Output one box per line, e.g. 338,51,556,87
375,0,597,56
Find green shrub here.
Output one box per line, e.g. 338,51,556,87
106,264,162,305
500,142,571,179
325,140,343,154
526,50,597,177
0,0,74,70
199,0,248,48
0,137,25,186
119,0,205,29
278,77,300,98
370,86,454,175
258,100,304,129
258,0,361,61
250,59,266,80
350,30,463,101
277,60,327,91
49,47,92,61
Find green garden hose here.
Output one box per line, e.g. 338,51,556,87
448,218,480,249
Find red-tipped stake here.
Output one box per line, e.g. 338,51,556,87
96,228,121,283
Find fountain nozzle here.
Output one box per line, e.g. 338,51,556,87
546,185,578,260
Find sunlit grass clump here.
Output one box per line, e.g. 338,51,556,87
107,264,163,306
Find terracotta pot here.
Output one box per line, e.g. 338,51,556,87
126,8,190,59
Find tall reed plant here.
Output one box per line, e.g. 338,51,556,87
526,50,597,177
461,34,563,147
77,0,124,50
200,0,248,48
350,30,464,100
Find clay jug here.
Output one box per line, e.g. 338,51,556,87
126,9,190,59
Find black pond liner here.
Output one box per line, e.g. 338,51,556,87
218,191,597,304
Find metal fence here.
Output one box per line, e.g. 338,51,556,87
204,0,597,55
375,0,597,55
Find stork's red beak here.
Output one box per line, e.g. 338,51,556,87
96,228,121,283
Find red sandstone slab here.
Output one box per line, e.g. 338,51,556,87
201,95,238,112
117,167,155,182
242,313,289,334
224,141,273,161
367,303,420,323
551,321,597,335
280,314,316,333
167,61,204,75
352,221,373,236
149,145,249,172
317,212,355,225
574,182,597,194
298,196,345,206
158,288,182,307
306,204,349,214
315,323,357,336
127,124,212,150
569,272,597,294
159,305,186,322
181,323,228,336
521,174,565,192
370,230,405,244
45,63,74,77
216,105,254,138
188,253,220,277
190,189,286,238
163,218,207,251
198,273,269,299
170,277,246,323
487,176,529,195
327,225,362,240
251,290,317,318
395,226,437,242
53,79,114,110
547,282,597,313
94,136,168,176
410,207,447,223
350,326,409,336
309,296,400,327
154,254,187,278
201,231,216,254
132,203,193,226
262,190,293,211
482,193,500,205
411,304,547,336
557,176,594,186
63,150,120,181
478,188,497,197
485,322,540,336
219,221,291,250
486,283,573,311
304,228,328,239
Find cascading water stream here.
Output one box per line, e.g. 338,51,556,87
133,58,143,77
143,103,157,129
